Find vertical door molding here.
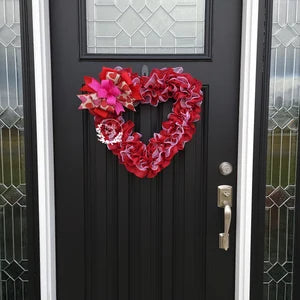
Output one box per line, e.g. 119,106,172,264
31,0,57,299
235,0,260,300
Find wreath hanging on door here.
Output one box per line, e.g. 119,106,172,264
77,67,203,178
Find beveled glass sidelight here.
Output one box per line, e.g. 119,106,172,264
263,0,300,299
0,0,29,299
86,0,206,54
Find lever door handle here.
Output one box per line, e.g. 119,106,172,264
219,204,231,251
218,185,232,251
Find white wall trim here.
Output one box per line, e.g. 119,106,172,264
235,0,260,299
31,0,57,299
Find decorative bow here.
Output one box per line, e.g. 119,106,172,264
79,76,125,115
78,67,142,117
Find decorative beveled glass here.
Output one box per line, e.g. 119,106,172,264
263,0,300,299
86,0,206,54
0,0,29,299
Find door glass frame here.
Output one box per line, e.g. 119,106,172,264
78,0,213,60
0,0,40,298
251,0,300,299
19,0,41,296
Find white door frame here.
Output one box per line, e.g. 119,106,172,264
235,0,259,299
31,0,56,299
31,0,260,299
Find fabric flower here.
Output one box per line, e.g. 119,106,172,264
97,79,124,115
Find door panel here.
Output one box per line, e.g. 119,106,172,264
50,0,242,299
84,98,207,300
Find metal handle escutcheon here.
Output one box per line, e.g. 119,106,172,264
218,185,232,251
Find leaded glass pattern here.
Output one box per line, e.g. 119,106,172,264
86,0,206,54
264,0,300,299
0,0,28,299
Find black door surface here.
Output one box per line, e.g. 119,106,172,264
50,0,242,299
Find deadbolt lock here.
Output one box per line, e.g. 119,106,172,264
219,162,233,176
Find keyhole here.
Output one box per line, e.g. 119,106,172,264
223,191,230,197
142,65,149,76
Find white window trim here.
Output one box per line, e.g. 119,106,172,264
31,0,259,299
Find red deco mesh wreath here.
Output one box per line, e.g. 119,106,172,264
77,66,203,178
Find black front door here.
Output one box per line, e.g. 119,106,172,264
50,0,242,299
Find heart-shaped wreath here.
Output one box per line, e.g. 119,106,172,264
77,67,203,178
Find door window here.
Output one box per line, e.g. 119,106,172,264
86,0,206,54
